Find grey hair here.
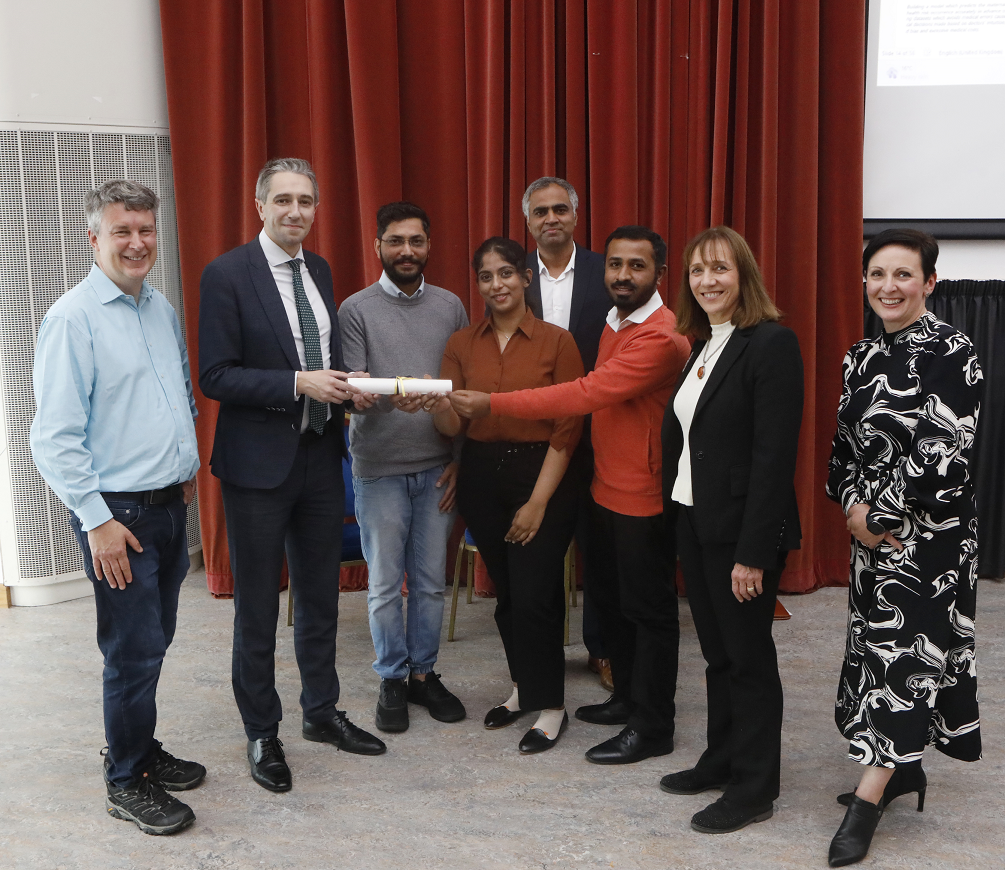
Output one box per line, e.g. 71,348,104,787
84,180,159,234
521,176,579,218
256,158,320,204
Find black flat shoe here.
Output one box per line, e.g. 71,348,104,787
247,738,292,792
829,795,883,867
518,712,568,754
303,710,387,755
574,695,633,726
690,796,773,833
484,705,526,730
659,767,728,795
837,763,926,811
585,727,673,765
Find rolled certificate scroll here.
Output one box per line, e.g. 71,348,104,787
348,377,452,395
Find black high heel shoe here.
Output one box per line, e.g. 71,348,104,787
828,795,883,867
836,763,927,811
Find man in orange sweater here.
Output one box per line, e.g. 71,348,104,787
450,226,691,764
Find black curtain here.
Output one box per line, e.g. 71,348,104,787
865,280,1005,578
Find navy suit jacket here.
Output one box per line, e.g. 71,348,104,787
199,238,347,489
524,245,609,374
661,321,804,569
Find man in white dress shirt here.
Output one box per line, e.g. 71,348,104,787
199,159,385,794
522,177,613,688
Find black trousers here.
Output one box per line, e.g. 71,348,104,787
677,506,785,808
588,503,678,738
569,440,607,658
221,426,344,740
457,440,577,711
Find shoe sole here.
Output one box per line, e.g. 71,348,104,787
585,743,674,765
106,800,195,835
690,807,773,833
660,780,727,795
421,706,466,723
373,707,409,733
302,730,388,755
154,773,206,792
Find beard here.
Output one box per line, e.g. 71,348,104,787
609,281,657,312
381,251,427,286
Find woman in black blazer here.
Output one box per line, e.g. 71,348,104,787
659,226,803,834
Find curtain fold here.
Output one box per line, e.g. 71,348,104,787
160,0,865,595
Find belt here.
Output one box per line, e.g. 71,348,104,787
300,423,333,444
102,484,183,506
464,440,549,460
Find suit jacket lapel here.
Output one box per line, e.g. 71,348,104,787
676,340,703,391
524,251,544,319
567,245,591,335
692,328,751,419
247,241,301,371
304,255,343,369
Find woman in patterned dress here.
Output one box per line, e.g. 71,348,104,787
825,229,983,867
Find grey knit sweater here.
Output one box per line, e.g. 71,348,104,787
339,281,468,478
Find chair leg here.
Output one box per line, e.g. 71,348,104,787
287,579,294,627
448,543,464,642
466,548,475,604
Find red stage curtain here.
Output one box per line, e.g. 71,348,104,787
160,0,864,595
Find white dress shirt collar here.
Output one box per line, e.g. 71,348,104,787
258,228,304,266
605,288,665,333
536,243,577,281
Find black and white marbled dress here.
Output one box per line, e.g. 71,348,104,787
826,311,983,767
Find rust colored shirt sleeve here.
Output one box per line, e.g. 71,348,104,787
491,314,690,420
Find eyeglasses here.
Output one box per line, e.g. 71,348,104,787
379,236,429,251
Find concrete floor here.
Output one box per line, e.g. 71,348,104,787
1,573,1002,870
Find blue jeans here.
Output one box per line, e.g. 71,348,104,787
353,465,456,680
70,494,190,787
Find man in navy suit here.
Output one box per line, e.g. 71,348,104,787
522,177,612,686
199,158,385,793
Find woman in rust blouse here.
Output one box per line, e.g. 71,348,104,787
432,237,583,754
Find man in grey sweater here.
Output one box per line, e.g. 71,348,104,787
340,202,469,732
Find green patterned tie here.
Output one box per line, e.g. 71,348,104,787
288,259,327,435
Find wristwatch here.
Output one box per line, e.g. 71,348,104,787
866,516,886,536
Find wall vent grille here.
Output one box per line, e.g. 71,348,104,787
0,129,199,582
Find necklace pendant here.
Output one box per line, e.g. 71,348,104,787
697,365,705,379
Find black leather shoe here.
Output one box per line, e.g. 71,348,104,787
659,767,727,795
518,712,568,755
484,705,526,730
303,710,387,755
837,763,926,811
247,737,291,792
106,775,195,835
574,695,633,725
828,795,883,867
690,796,774,833
375,678,409,733
585,727,674,765
408,672,466,722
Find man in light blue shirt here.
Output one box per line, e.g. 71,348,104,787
30,180,203,836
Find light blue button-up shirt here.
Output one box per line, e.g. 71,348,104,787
30,263,199,531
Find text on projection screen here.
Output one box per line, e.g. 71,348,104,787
879,0,1005,86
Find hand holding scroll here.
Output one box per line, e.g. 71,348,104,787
449,390,491,419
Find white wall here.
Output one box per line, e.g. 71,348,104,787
0,0,168,130
935,241,1005,282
